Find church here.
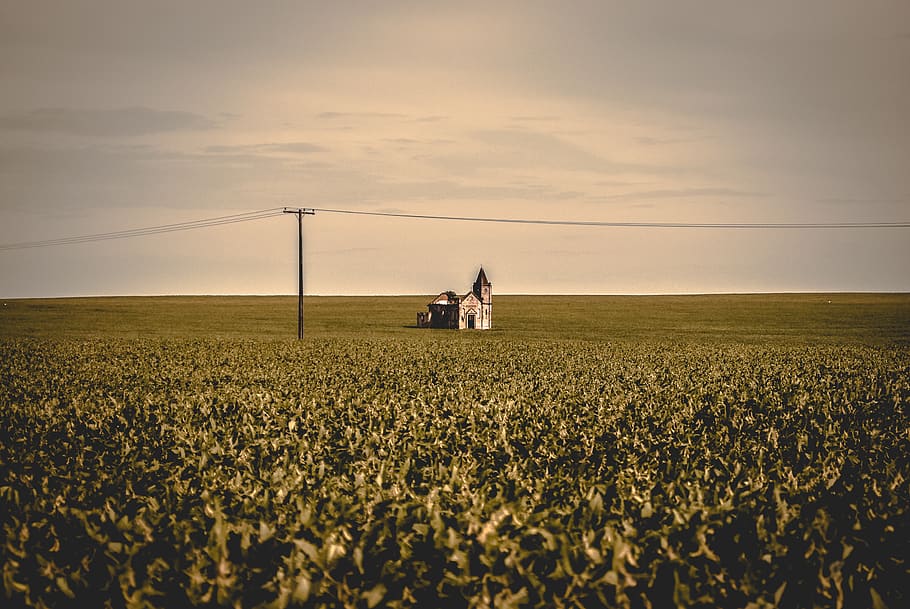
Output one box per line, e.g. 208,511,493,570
417,268,492,330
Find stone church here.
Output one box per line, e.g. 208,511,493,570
417,268,492,329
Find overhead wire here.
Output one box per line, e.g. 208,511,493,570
0,208,285,251
1,205,908,251
310,207,910,229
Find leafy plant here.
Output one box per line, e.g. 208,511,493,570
1,338,907,607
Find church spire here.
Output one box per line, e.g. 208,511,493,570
473,267,491,300
475,267,489,286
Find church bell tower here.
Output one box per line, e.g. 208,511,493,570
472,267,492,329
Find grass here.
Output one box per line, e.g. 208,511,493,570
1,293,909,344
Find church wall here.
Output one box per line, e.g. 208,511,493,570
427,303,460,329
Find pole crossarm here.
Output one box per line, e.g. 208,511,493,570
283,208,316,339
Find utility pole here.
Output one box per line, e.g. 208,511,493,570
283,208,315,339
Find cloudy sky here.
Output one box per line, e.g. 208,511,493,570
1,1,908,297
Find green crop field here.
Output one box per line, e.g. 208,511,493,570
1,295,909,608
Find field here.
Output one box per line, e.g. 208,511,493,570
1,294,909,608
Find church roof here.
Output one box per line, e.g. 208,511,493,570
475,267,490,286
429,291,459,305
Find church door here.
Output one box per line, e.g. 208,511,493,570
467,314,476,329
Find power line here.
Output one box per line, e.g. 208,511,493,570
0,208,285,251
3,205,909,252
311,207,910,229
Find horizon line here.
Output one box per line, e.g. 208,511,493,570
3,290,910,301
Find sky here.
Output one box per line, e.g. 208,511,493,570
1,0,908,297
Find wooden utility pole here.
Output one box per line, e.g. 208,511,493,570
283,208,315,339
